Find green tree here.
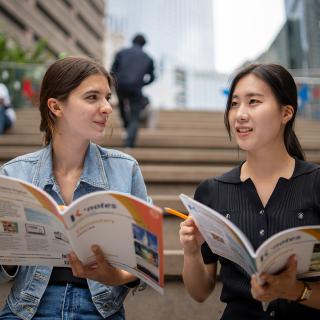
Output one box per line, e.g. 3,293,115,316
0,33,50,63
0,33,52,107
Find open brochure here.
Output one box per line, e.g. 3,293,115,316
180,194,320,279
0,176,164,294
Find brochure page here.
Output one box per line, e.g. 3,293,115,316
180,194,256,275
0,176,70,266
256,226,320,278
65,191,164,293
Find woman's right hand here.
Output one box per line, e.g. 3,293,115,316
69,245,138,286
179,217,204,256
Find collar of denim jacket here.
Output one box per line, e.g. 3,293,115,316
35,142,109,191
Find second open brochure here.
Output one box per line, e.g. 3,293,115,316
0,175,164,293
180,194,320,279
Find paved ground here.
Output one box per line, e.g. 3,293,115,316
0,281,225,319
124,281,225,320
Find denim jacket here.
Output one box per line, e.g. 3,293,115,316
0,142,149,320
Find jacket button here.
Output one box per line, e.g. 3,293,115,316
259,229,265,236
298,212,304,220
259,209,264,215
225,213,230,219
269,310,275,317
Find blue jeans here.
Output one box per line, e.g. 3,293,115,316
0,284,125,319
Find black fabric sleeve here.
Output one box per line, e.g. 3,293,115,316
194,180,219,264
125,278,141,288
313,168,320,213
111,52,120,74
201,242,218,264
145,59,155,85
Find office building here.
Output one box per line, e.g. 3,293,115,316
0,0,105,60
258,0,320,70
106,0,227,109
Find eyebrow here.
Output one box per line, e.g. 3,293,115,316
232,93,264,99
84,89,111,96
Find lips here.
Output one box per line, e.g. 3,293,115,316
236,127,253,133
94,120,107,128
234,126,253,138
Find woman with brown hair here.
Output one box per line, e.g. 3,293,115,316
0,56,148,319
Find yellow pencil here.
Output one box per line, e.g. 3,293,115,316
165,207,188,220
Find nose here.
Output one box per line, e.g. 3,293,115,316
235,105,249,122
101,99,112,115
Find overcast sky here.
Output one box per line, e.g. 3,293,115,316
213,0,286,73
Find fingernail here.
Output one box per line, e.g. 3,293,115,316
92,245,98,252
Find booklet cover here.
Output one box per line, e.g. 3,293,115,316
0,176,164,293
180,194,320,279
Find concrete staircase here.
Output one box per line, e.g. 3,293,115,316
1,107,320,319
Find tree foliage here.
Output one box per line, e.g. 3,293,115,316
0,33,51,63
0,33,53,107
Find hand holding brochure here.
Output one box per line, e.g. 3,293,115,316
0,176,164,293
180,194,320,279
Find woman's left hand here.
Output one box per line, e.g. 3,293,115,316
251,255,304,302
69,244,137,286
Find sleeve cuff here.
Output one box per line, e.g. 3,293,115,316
0,265,19,280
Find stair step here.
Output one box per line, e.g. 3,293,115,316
1,146,320,165
164,249,184,276
163,216,182,250
142,165,230,182
153,195,188,213
1,132,320,150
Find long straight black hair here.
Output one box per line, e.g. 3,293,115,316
224,64,305,161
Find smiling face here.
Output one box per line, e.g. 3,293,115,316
53,74,112,143
228,73,291,153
